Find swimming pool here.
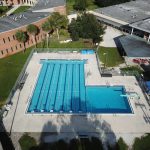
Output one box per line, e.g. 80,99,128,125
27,60,132,114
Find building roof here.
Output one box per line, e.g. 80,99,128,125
119,35,150,57
0,11,50,33
95,0,150,24
0,0,65,33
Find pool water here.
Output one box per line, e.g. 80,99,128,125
28,60,132,114
86,86,132,113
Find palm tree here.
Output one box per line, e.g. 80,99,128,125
42,21,52,48
27,24,39,48
15,30,28,53
49,12,68,40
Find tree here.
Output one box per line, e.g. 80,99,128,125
132,134,150,150
73,0,88,11
68,19,80,41
48,12,68,40
42,21,52,48
68,13,105,45
27,24,39,48
15,30,28,53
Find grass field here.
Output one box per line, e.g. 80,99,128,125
12,6,30,14
98,47,124,67
0,48,32,107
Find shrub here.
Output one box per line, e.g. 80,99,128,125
19,133,37,150
132,134,150,150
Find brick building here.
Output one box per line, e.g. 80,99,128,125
0,0,36,5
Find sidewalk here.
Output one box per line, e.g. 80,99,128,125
6,5,20,16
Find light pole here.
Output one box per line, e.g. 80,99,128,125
103,52,107,72
96,42,103,74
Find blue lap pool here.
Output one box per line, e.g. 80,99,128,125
27,60,132,114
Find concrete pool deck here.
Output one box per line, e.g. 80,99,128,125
3,52,150,145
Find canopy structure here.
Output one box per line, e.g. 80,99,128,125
119,35,150,57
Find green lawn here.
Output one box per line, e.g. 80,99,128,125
0,48,32,107
12,6,30,14
38,38,93,49
98,47,124,67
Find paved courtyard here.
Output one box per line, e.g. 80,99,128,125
3,52,150,145
100,26,123,47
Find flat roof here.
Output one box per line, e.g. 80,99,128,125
95,0,150,24
119,35,150,57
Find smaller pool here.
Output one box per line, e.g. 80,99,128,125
86,86,132,113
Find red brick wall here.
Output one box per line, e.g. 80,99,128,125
5,0,35,5
0,5,66,58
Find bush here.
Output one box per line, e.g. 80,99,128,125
132,134,150,150
108,137,128,150
19,133,37,150
120,66,143,76
0,6,9,15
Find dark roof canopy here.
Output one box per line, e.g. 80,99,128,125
119,35,150,57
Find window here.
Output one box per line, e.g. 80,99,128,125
3,38,5,43
11,47,13,52
13,35,15,40
20,44,22,48
1,50,3,55
6,49,8,53
8,37,10,42
16,45,18,50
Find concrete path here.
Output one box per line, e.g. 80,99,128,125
6,5,20,16
100,26,123,47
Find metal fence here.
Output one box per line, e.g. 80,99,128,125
95,50,102,75
34,48,91,53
